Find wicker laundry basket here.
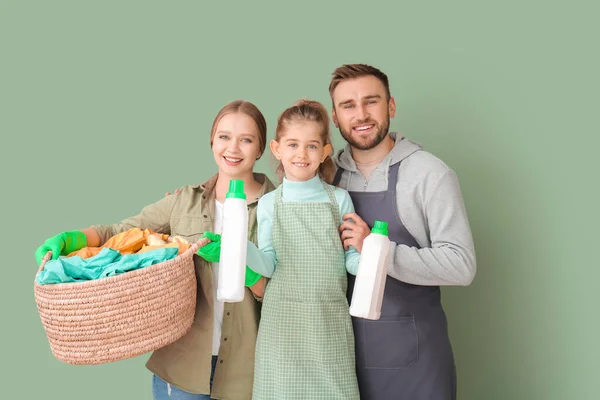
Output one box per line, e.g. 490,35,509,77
33,237,209,365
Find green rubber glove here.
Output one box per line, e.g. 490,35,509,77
35,230,87,265
197,231,263,287
245,266,262,287
197,232,222,263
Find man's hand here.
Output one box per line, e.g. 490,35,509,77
164,188,182,197
339,212,370,253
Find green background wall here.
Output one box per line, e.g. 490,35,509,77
1,1,597,399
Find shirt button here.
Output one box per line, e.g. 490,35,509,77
224,337,228,341
203,215,208,218
220,360,223,364
226,312,231,316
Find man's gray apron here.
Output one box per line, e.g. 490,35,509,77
334,161,457,400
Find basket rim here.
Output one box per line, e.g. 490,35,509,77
34,237,209,290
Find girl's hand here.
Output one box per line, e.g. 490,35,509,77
339,213,370,253
248,276,266,299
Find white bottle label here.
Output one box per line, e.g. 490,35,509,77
349,233,391,320
217,198,248,302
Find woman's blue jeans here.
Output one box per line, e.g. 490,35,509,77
152,355,218,399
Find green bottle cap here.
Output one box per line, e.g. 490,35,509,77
371,220,388,236
226,179,247,199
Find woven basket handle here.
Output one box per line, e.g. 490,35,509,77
190,237,211,254
37,251,53,274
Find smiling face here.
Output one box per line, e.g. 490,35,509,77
270,120,332,182
331,75,396,151
211,112,262,180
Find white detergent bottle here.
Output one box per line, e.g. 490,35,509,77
349,220,392,320
217,179,248,302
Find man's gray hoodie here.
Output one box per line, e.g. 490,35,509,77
335,132,476,286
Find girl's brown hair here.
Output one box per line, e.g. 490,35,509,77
274,99,336,184
209,100,267,157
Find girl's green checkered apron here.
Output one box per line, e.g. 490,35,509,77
253,182,360,399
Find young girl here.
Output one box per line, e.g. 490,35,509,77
246,99,361,399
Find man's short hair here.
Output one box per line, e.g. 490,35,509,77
329,64,391,102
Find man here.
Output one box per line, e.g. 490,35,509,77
330,64,476,400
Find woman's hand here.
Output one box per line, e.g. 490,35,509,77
35,230,87,265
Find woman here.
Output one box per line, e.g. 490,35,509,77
34,100,276,400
